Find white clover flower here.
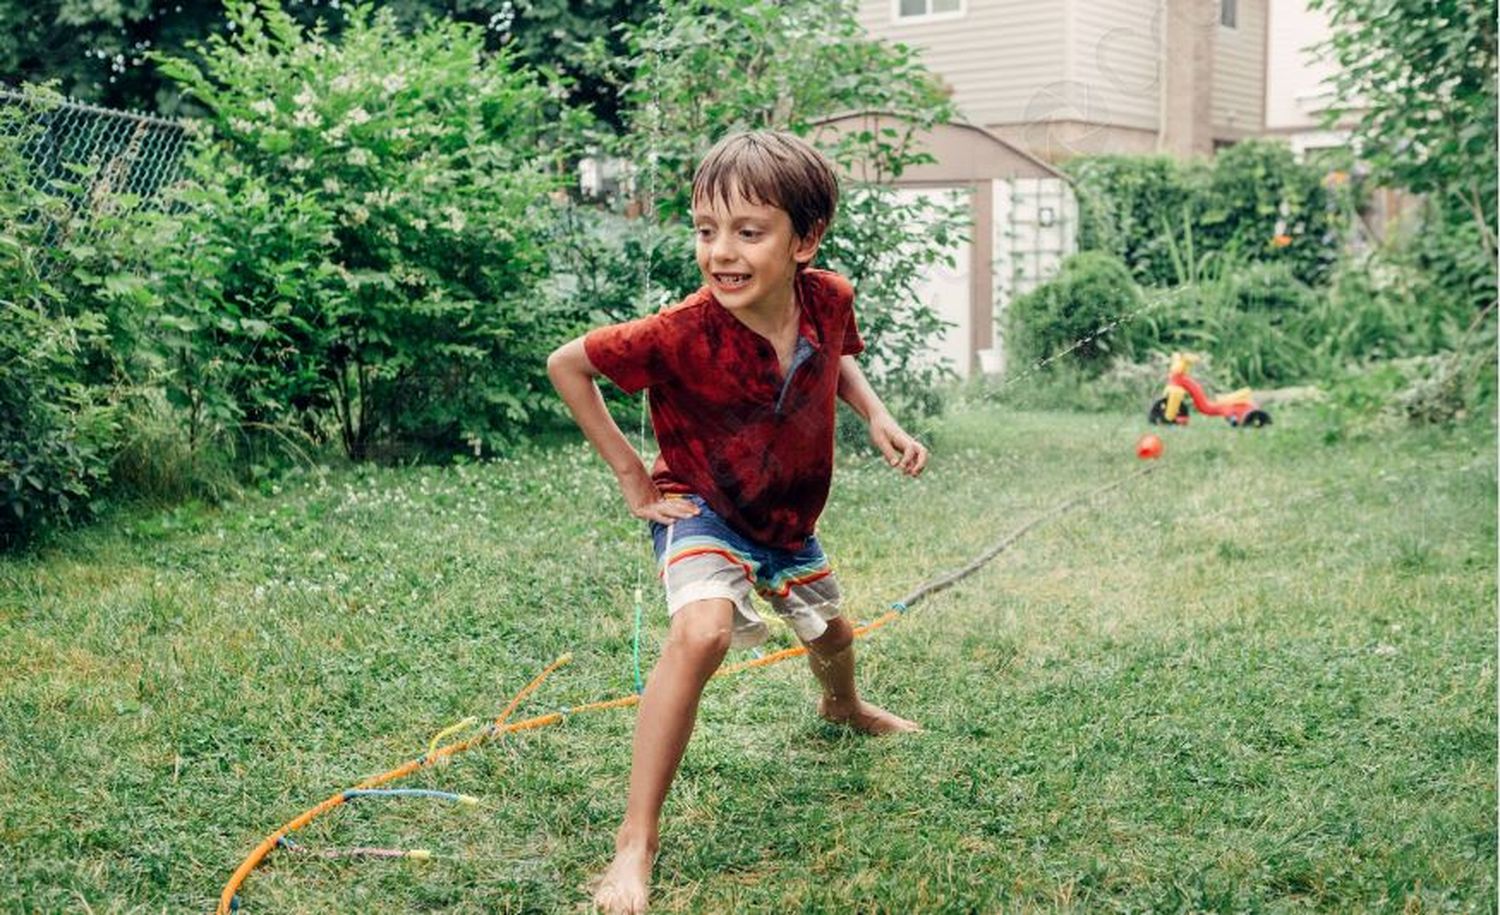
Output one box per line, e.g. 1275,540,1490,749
293,108,320,128
382,73,406,94
294,85,317,107
347,147,371,167
250,99,276,116
289,156,312,172
346,106,370,125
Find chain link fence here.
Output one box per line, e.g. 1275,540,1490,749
0,87,191,274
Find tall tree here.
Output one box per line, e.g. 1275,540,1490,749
1311,0,1498,267
2,1,651,126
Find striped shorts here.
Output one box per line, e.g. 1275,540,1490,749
650,494,843,649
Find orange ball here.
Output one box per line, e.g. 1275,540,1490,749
1136,433,1164,460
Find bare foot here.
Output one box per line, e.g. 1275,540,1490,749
592,839,657,914
818,697,922,735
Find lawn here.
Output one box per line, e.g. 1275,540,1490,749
0,406,1494,913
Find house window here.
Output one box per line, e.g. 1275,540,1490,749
896,0,964,22
1220,0,1237,28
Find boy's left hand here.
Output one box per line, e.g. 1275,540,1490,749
869,414,928,477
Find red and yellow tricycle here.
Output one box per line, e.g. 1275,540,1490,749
1148,352,1272,428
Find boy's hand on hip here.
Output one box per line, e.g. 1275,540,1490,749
618,466,701,524
869,415,928,477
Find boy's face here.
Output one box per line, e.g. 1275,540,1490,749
691,185,821,315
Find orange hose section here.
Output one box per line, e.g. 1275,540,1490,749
218,614,900,913
218,653,573,915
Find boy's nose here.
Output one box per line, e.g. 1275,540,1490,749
708,236,736,263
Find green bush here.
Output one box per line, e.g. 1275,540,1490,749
1293,254,1469,365
1068,140,1347,288
0,91,122,547
1006,251,1146,375
1220,261,1319,315
1140,269,1321,387
0,303,121,548
1408,198,1499,315
1069,155,1192,288
970,354,1164,414
1311,349,1496,443
152,1,579,460
1196,140,1342,285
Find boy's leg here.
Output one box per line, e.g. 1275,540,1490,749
594,597,736,915
804,616,921,735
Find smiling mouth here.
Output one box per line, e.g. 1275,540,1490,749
713,273,751,289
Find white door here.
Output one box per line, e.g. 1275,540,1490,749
893,186,973,378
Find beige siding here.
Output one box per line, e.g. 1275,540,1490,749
1265,0,1341,130
855,0,1067,126
1211,0,1266,136
1068,0,1162,132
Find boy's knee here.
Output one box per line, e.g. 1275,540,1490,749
668,599,735,661
807,615,853,654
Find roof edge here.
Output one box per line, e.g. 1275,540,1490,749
807,110,1069,182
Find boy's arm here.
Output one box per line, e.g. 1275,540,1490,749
836,354,928,477
546,337,699,523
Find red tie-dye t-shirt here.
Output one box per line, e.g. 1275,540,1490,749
583,268,864,550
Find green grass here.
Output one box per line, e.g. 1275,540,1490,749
1,407,1494,913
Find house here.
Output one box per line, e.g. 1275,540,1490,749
1263,0,1347,157
855,0,1268,162
844,2,1396,378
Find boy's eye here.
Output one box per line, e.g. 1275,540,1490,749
739,229,761,240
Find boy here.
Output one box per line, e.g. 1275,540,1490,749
547,130,927,915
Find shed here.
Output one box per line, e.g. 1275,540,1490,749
810,112,1078,377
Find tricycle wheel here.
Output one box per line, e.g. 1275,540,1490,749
1148,397,1189,425
1243,409,1272,428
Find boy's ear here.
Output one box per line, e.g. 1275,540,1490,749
793,220,826,266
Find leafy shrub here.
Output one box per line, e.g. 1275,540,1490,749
1310,348,1495,443
1408,198,1499,315
1196,140,1342,285
152,1,577,460
0,304,121,548
1293,253,1469,365
1196,307,1320,388
1068,140,1346,288
0,91,122,546
1070,155,1192,288
1138,269,1320,387
1005,251,1146,375
1221,261,1319,315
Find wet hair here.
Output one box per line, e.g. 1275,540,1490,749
691,130,839,240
